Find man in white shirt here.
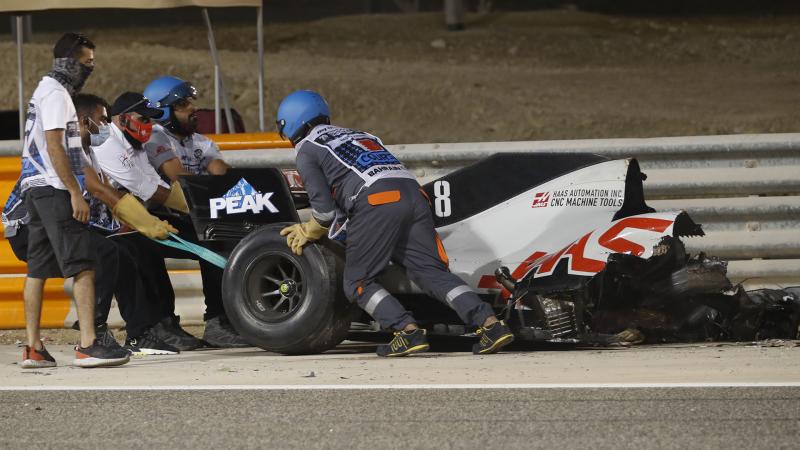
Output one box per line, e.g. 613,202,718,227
92,94,174,204
74,93,181,355
18,33,129,368
142,76,249,348
92,91,213,351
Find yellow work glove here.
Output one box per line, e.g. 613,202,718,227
279,216,328,255
112,193,179,240
613,328,645,345
164,181,189,214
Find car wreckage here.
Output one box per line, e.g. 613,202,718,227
177,153,800,354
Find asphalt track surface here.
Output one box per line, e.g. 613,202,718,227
2,341,798,448
1,387,798,448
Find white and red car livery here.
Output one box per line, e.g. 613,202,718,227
381,155,694,299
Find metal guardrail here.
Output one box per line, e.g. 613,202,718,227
224,134,800,238
5,134,800,326
0,141,20,156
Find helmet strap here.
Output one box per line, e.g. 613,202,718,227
164,108,182,135
165,107,194,137
291,115,330,144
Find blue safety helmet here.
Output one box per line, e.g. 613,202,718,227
276,90,330,144
143,76,198,122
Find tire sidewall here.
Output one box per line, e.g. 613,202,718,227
222,223,345,354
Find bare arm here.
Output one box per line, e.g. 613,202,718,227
82,167,122,208
207,159,230,175
159,158,191,183
149,186,171,205
45,129,89,223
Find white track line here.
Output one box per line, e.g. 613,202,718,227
1,382,800,391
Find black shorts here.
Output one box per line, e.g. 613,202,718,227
24,186,93,279
6,225,29,262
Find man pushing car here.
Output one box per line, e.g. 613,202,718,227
275,90,515,356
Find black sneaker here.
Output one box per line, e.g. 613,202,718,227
124,328,180,356
472,320,515,355
94,323,127,354
74,339,130,368
151,316,206,351
203,316,251,348
376,328,430,357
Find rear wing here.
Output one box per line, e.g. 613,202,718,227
179,168,300,242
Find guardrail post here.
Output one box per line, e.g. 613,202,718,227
444,0,464,31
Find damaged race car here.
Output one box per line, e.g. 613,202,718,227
177,153,800,354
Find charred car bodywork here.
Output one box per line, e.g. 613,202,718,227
178,154,800,353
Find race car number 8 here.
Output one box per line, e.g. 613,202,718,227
433,180,451,217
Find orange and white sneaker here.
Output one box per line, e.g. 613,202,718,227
21,342,57,369
74,339,130,368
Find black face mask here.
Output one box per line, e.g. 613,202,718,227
48,57,94,96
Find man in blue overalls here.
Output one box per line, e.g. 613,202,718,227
277,90,514,356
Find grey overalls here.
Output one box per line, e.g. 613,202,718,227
295,125,494,330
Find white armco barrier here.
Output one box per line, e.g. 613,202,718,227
56,133,800,327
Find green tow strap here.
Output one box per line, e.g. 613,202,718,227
151,232,228,269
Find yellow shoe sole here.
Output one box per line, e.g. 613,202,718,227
386,343,430,357
477,333,515,354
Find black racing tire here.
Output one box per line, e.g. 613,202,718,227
222,223,353,355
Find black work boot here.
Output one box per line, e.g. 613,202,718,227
203,315,251,348
472,320,515,355
376,328,430,357
151,316,206,351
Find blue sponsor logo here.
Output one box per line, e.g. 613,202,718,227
356,150,399,167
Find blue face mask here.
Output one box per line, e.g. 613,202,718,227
88,118,111,147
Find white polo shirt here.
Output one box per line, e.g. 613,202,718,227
91,122,169,202
144,124,224,176
19,76,85,192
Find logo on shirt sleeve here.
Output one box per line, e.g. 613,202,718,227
209,178,279,219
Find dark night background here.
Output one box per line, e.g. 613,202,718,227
2,0,799,33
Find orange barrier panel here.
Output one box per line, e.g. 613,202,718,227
0,277,71,329
0,156,70,329
207,132,292,150
0,241,25,274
